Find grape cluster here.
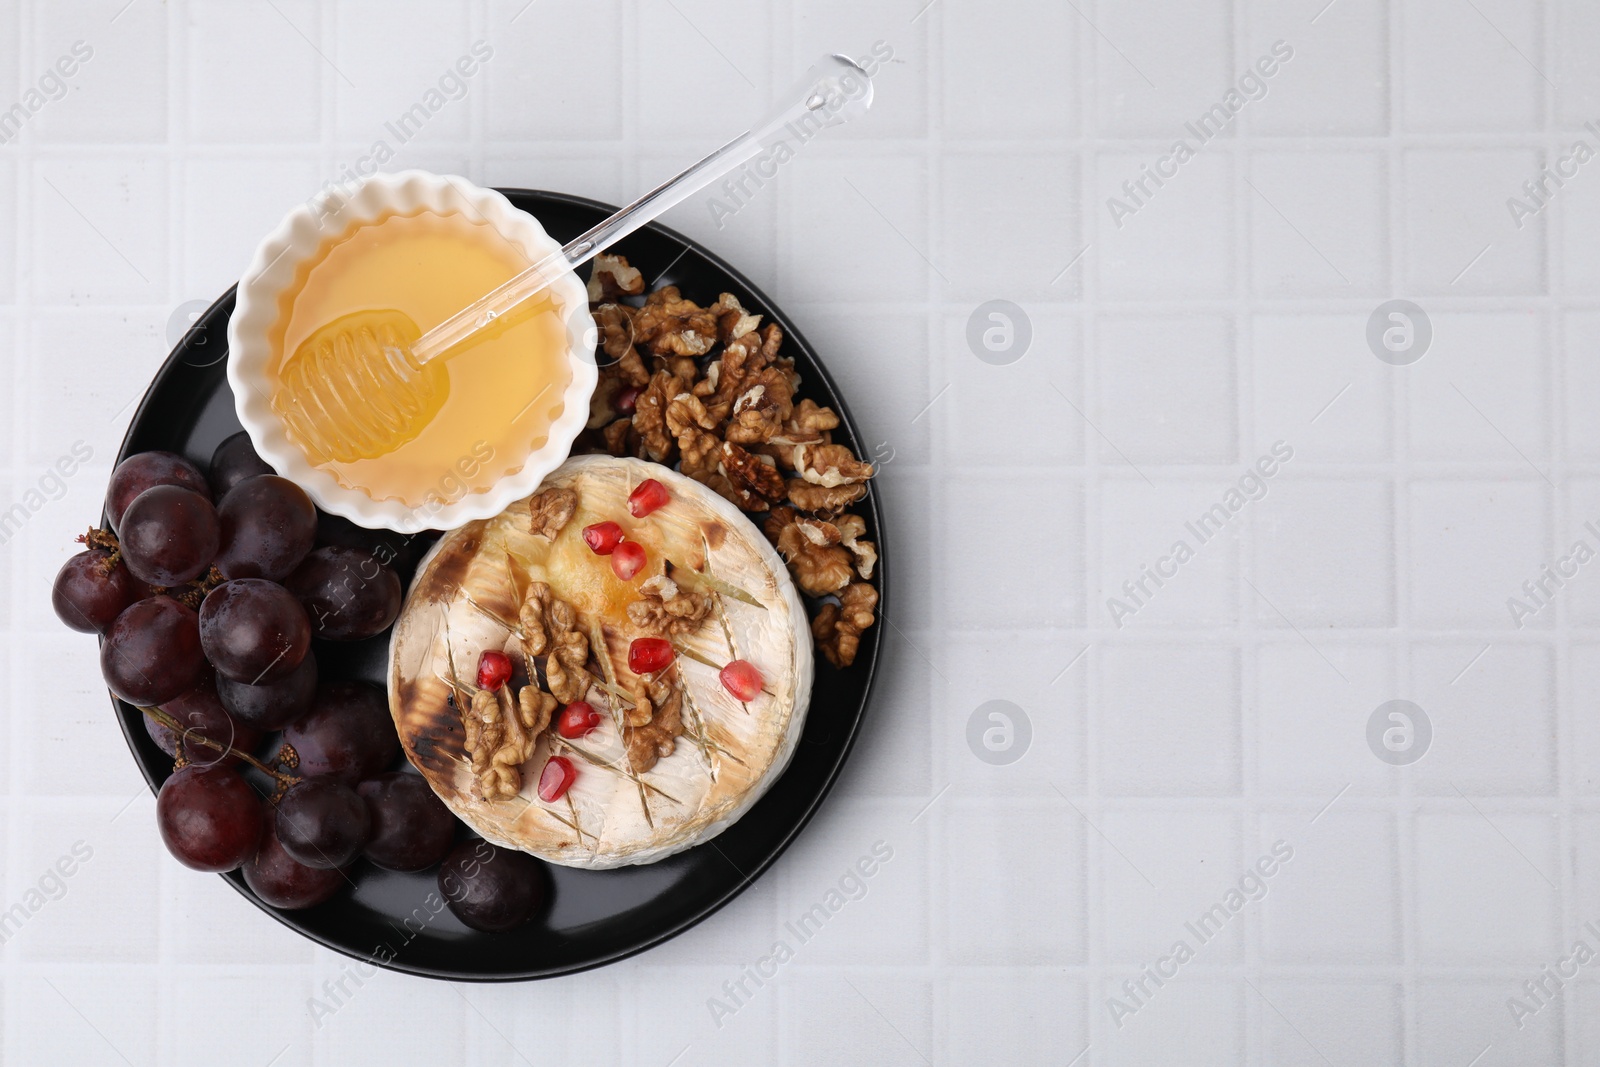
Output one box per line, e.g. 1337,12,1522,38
55,434,548,929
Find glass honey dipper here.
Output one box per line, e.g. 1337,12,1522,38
274,54,874,466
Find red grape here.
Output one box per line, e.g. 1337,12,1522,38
199,579,311,684
208,431,274,501
437,840,547,932
156,764,263,872
101,596,206,706
281,681,398,783
358,772,457,871
105,451,208,533
152,673,263,766
315,512,418,571
143,711,181,757
213,475,316,581
243,815,347,909
215,652,317,731
276,777,371,870
285,546,402,642
119,485,220,587
52,549,135,633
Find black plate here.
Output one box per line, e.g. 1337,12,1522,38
109,189,886,980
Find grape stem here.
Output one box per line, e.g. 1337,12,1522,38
80,525,123,572
81,525,224,608
136,705,302,789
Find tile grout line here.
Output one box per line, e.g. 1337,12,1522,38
1078,0,1104,1052
1228,1,1262,1062
1540,1,1579,1060
911,0,944,1051
1387,5,1419,1063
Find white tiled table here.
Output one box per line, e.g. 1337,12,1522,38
3,0,1598,1063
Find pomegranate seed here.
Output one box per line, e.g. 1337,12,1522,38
611,540,646,581
557,700,601,739
538,756,577,802
477,650,513,690
720,659,764,702
583,521,624,555
628,637,674,675
615,386,640,415
628,478,670,518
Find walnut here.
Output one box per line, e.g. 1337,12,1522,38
761,439,812,472
520,582,591,703
692,322,783,422
663,355,699,385
462,685,555,801
755,321,784,362
786,479,867,515
601,417,635,458
632,286,718,357
625,686,684,772
593,303,638,363
769,510,854,596
678,428,721,483
614,348,649,388
724,367,795,446
665,390,723,482
787,399,839,436
587,375,623,430
835,513,877,580
632,371,679,463
622,671,672,728
528,487,577,540
812,582,877,668
719,441,787,512
627,575,710,637
621,678,653,727
520,685,557,736
665,391,717,438
587,254,644,301
762,505,799,544
761,399,838,467
792,442,873,487
709,292,762,343
590,347,650,431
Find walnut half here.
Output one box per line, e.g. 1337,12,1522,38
812,582,878,668
767,508,854,597
520,582,592,703
463,684,556,801
625,685,684,773
587,254,644,302
626,575,710,637
528,487,578,540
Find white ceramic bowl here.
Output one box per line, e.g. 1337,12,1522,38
227,170,597,535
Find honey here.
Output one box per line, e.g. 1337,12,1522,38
268,210,573,510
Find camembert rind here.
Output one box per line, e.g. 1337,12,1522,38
388,455,813,869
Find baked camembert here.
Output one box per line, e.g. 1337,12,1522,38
388,455,812,868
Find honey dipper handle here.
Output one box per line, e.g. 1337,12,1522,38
410,53,875,364
406,55,870,367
